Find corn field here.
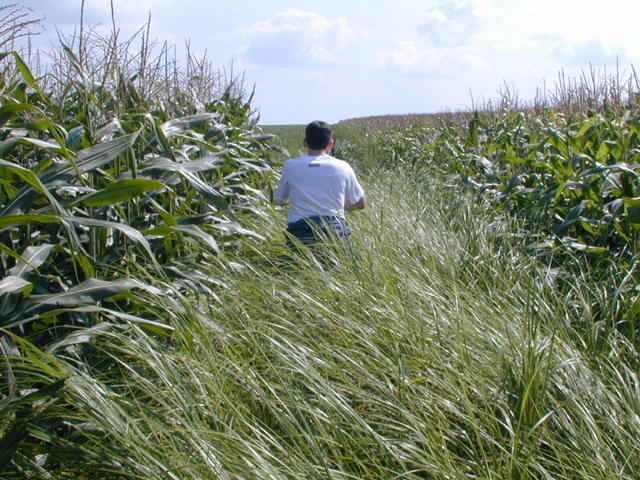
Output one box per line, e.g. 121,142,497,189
334,106,640,352
1,14,282,477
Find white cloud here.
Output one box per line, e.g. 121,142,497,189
376,41,441,73
554,39,625,68
376,0,635,79
376,0,489,74
376,39,488,75
416,0,479,47
239,9,358,68
475,0,636,63
25,0,173,45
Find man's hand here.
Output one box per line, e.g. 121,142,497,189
345,195,366,211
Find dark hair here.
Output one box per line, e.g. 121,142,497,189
305,120,333,150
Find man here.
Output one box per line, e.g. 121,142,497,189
274,120,366,253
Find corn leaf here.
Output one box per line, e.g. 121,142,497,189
25,278,145,310
45,323,115,353
160,113,218,138
8,244,54,278
61,216,156,263
0,160,65,215
0,102,42,126
47,305,175,336
1,133,138,215
80,179,165,206
10,52,44,99
171,224,219,253
0,214,155,265
0,276,33,297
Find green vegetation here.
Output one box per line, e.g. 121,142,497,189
334,108,640,356
2,7,640,480
261,124,306,162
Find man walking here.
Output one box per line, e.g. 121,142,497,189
274,120,365,254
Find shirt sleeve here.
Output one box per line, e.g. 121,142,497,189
274,163,290,205
346,167,365,204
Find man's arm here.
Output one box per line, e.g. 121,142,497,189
345,194,366,211
273,164,289,205
274,191,288,205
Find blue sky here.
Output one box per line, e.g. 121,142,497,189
20,0,640,125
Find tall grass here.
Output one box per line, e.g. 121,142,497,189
7,166,638,478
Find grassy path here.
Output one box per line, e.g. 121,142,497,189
127,167,636,479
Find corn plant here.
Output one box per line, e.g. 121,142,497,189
0,35,281,475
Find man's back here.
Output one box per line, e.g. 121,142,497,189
275,153,363,224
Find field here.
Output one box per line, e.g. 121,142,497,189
260,124,306,161
2,9,640,480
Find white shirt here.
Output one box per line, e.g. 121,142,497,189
274,154,365,224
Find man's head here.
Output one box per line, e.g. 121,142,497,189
304,120,333,151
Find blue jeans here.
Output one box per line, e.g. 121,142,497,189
285,215,353,250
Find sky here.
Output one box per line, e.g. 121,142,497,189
17,0,640,125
